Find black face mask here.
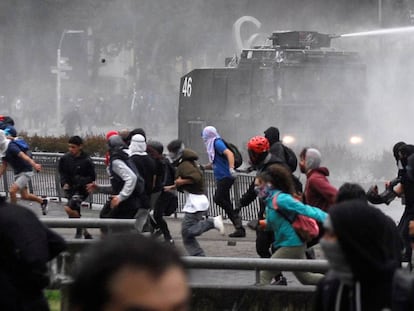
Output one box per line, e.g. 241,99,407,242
248,150,267,166
401,156,408,169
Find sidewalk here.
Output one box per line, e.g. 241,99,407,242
23,198,259,258
21,198,323,286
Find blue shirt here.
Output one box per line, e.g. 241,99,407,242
213,138,232,181
3,142,32,174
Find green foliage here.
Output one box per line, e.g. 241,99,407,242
45,290,61,311
20,133,108,157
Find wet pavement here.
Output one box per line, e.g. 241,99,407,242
20,198,300,285
17,196,406,286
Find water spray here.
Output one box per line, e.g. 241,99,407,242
340,26,414,38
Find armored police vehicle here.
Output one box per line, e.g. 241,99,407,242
178,31,366,162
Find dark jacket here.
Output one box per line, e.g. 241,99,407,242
106,150,140,218
314,201,401,311
58,150,96,197
0,200,66,311
130,154,156,196
239,153,284,218
175,149,204,195
305,167,337,212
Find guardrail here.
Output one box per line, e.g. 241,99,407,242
54,247,325,311
44,218,329,287
46,216,410,311
42,217,136,229
50,240,329,286
0,152,261,220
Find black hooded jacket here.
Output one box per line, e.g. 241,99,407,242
314,201,402,311
264,126,297,172
0,200,66,310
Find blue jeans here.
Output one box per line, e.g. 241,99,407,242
181,211,214,256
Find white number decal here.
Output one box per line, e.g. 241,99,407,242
182,76,192,97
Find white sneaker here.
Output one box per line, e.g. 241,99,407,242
213,215,225,235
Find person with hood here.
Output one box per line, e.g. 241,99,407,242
147,140,176,244
299,148,337,259
104,130,119,166
125,127,146,146
128,133,157,233
314,200,402,311
0,196,67,311
391,151,414,269
165,139,225,256
367,143,414,269
128,134,155,209
201,126,245,237
336,182,403,265
58,136,96,239
264,126,297,173
87,135,141,223
299,148,337,212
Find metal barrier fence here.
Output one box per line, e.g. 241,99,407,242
48,238,329,288
0,152,260,220
43,219,329,291
52,238,324,311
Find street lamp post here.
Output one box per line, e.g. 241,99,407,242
56,29,84,130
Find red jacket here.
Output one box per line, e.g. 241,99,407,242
305,167,337,212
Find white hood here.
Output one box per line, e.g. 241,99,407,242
128,134,147,156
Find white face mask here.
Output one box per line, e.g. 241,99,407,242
168,150,183,163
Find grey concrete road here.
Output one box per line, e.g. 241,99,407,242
16,197,406,286
18,198,312,286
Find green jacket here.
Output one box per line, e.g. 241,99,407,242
176,148,204,195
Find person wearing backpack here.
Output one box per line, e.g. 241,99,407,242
264,126,298,172
0,115,15,130
201,126,246,237
249,164,327,285
147,140,176,244
128,134,156,231
87,135,142,225
0,129,48,214
128,134,155,205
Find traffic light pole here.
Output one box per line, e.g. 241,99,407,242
55,29,84,131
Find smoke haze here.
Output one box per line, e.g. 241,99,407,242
1,0,413,154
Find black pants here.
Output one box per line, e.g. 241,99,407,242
398,207,414,270
256,230,274,258
100,195,140,234
153,191,173,240
214,177,242,229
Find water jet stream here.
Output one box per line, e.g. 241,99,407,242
341,26,414,37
